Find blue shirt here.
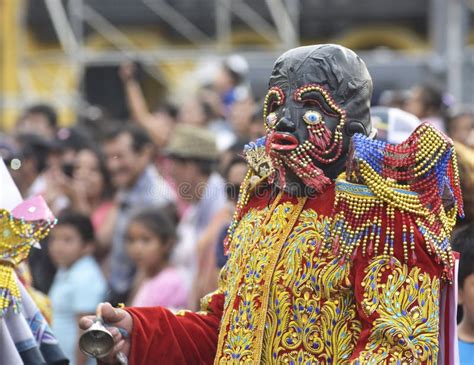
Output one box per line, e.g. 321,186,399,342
49,255,107,365
216,224,229,269
459,338,474,365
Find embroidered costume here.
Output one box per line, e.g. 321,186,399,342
0,160,68,364
123,45,461,364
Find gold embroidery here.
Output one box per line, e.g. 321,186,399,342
215,185,444,364
354,256,440,364
279,349,320,364
1,209,55,316
215,197,306,364
216,198,283,363
216,201,362,364
263,209,360,364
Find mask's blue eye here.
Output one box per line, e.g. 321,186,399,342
266,112,278,128
303,110,322,125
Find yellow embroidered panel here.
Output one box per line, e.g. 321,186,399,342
262,209,360,364
353,256,440,365
217,201,302,364
216,203,362,364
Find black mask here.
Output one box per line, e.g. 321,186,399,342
263,44,373,194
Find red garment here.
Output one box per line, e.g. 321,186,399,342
125,182,453,364
126,293,224,364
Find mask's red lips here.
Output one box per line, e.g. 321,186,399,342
268,132,299,151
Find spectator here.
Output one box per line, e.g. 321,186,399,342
177,97,211,127
119,62,177,149
452,142,474,223
0,134,18,165
48,211,106,365
215,155,248,270
213,55,250,116
218,140,247,177
166,125,226,290
249,104,266,141
190,155,248,308
15,103,58,140
378,89,410,109
54,126,93,166
228,95,255,144
41,127,94,215
126,208,188,309
23,131,95,293
10,133,51,199
101,124,176,304
452,224,474,364
69,147,114,234
371,106,421,144
447,105,474,148
199,87,237,151
13,138,60,295
404,83,447,132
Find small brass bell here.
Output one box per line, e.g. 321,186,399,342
79,317,114,359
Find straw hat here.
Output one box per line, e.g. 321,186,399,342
166,125,218,161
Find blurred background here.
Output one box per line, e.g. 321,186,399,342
1,2,474,364
1,0,473,127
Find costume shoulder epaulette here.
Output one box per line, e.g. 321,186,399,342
329,123,463,281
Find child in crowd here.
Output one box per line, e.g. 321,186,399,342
126,208,188,309
453,224,474,364
48,211,106,365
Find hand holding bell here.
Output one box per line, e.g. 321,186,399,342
78,302,133,364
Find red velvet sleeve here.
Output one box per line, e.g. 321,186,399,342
125,291,224,365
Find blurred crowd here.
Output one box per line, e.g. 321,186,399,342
1,56,474,365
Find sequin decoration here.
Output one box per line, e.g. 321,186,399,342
262,208,361,364
0,209,56,316
217,197,307,363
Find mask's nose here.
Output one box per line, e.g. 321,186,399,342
275,116,296,133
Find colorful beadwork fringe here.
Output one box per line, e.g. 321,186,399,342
0,264,21,316
330,123,463,282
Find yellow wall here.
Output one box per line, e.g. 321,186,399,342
0,16,196,131
0,0,21,130
330,26,428,51
0,0,78,131
1,4,445,131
